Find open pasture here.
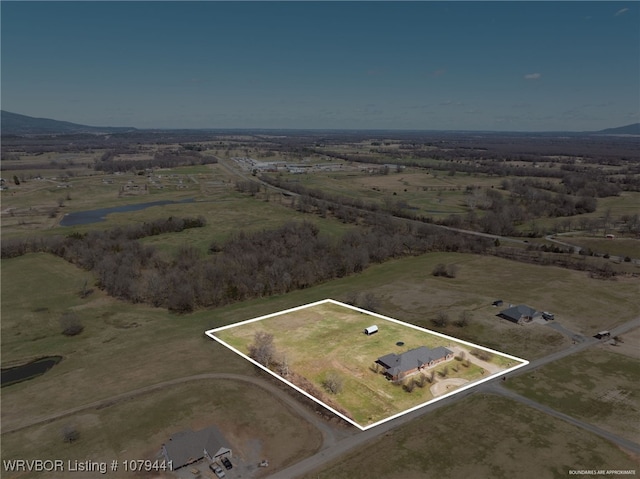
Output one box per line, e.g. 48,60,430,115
507,346,640,443
210,300,527,429
303,394,640,479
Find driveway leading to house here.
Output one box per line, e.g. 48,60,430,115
430,378,469,397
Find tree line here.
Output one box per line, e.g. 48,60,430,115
2,217,490,313
95,149,217,173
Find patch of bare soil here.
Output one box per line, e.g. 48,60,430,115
597,326,640,359
429,378,469,397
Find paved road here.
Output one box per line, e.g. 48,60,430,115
4,311,638,478
268,317,640,478
480,382,640,454
221,158,640,265
1,373,342,449
218,156,533,246
545,321,586,342
546,233,640,264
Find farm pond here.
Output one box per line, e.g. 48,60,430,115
1,356,63,387
59,198,194,226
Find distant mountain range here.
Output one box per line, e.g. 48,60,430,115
592,123,640,135
0,110,136,135
1,110,638,136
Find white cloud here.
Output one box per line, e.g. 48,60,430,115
524,73,541,80
615,8,629,16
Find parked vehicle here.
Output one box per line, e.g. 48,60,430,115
221,457,233,470
209,463,225,478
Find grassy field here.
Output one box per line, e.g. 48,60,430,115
558,236,640,259
214,301,522,427
506,347,640,443
2,248,638,474
303,394,639,479
1,162,353,256
271,167,507,218
1,379,322,479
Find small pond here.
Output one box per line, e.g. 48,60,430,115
1,356,63,387
59,198,194,226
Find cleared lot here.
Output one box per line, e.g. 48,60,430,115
210,300,526,428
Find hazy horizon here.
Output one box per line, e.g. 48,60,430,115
2,2,638,131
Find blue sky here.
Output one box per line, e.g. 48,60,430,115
2,1,638,131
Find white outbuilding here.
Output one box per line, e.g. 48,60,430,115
363,325,379,335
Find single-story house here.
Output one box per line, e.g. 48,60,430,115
376,346,453,381
162,426,232,470
498,304,539,324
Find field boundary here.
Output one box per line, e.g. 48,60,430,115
205,299,529,430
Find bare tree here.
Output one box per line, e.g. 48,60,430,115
361,292,380,312
403,378,415,393
432,311,449,328
446,264,459,278
60,311,84,336
432,263,459,278
322,372,343,394
432,263,448,277
344,291,359,306
249,331,276,367
62,425,80,443
416,373,429,388
277,354,290,376
455,310,472,328
471,348,494,361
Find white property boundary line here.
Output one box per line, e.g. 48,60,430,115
205,298,529,431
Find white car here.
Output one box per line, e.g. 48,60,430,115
209,463,225,478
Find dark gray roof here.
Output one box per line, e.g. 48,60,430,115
499,304,538,321
163,426,230,469
377,346,452,376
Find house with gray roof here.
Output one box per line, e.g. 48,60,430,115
376,346,454,381
162,426,231,470
498,304,539,324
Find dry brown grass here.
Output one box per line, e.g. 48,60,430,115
303,394,640,479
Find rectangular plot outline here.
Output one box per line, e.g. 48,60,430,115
205,298,529,431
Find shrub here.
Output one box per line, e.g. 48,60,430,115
60,311,84,336
62,425,80,443
322,372,343,394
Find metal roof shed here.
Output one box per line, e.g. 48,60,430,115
364,325,379,335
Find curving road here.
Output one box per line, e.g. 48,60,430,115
4,317,639,478
0,372,341,449
480,382,640,454
267,317,640,478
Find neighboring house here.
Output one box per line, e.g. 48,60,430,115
498,304,539,324
376,346,454,381
162,426,232,470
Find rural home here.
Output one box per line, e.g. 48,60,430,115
498,304,539,324
376,346,454,381
162,426,232,470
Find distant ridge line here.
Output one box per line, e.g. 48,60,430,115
1,110,638,136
